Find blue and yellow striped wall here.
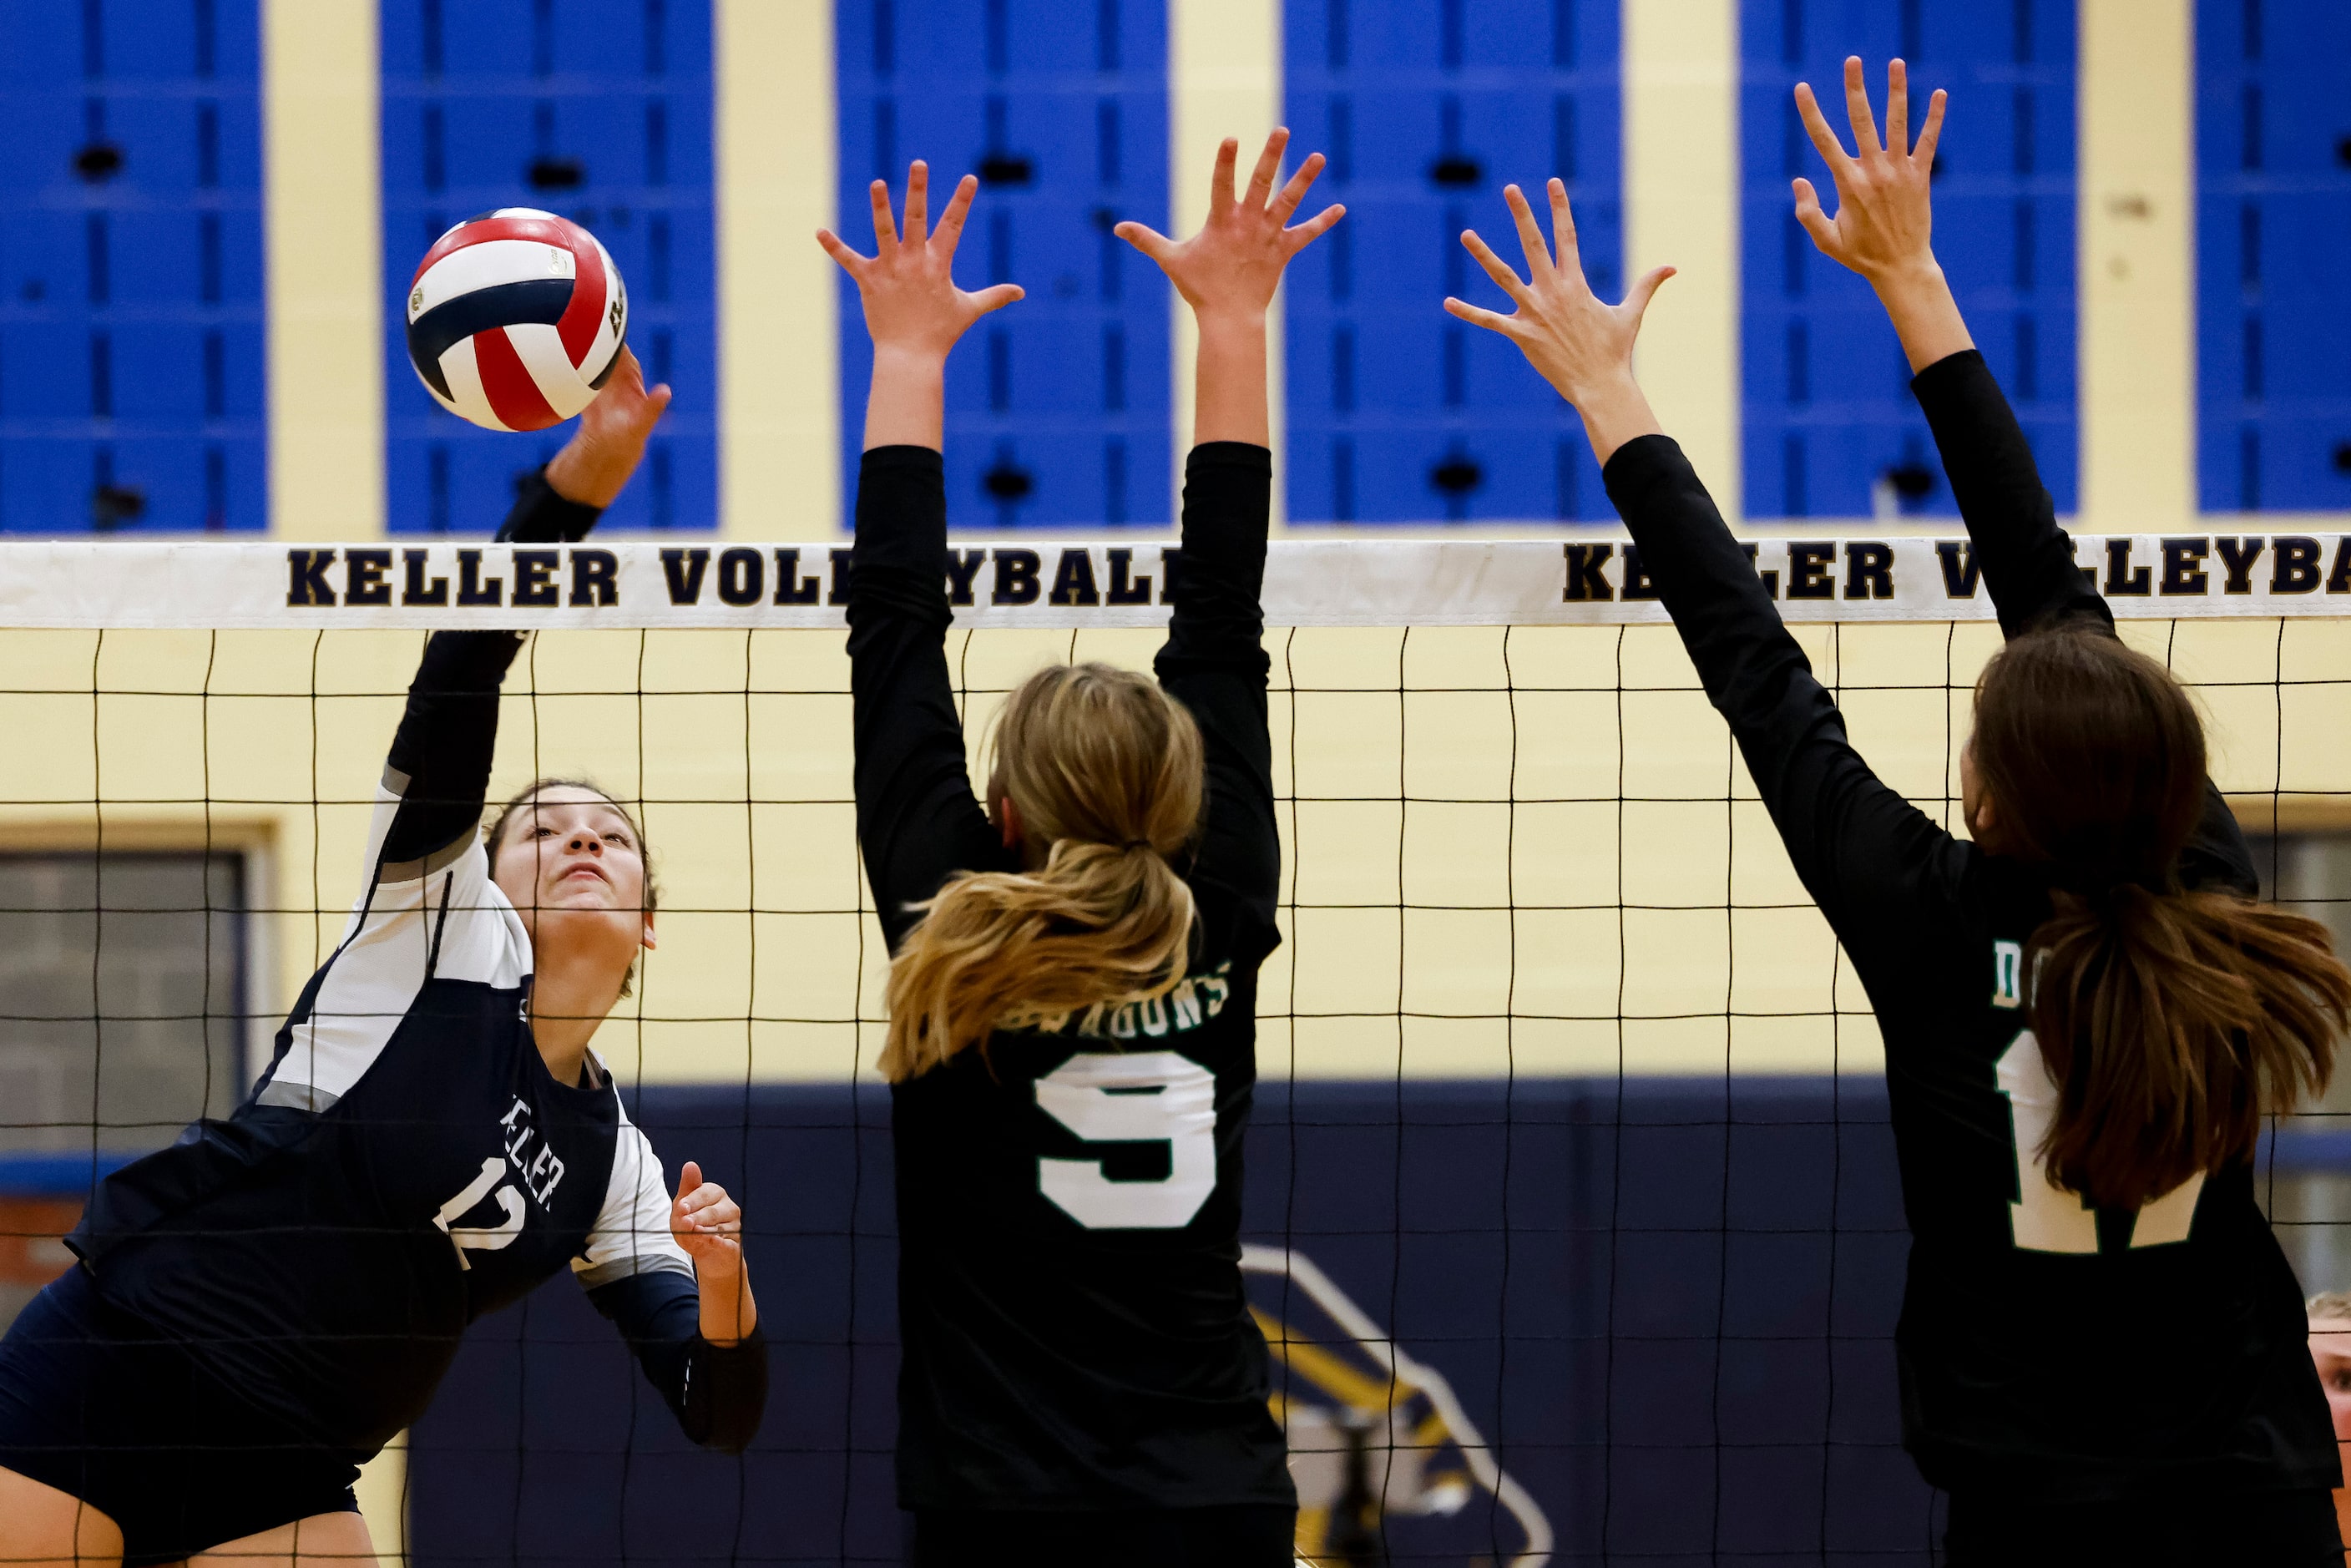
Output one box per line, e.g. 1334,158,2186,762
0,0,2343,537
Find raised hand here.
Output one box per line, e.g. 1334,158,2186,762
1792,56,1945,283
820,162,1022,361
672,1158,755,1345
1443,179,1671,464
544,346,672,508
1115,129,1343,326
819,161,1021,448
1793,58,1971,371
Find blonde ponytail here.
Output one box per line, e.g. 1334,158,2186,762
881,663,1206,1082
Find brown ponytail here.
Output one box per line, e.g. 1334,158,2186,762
880,662,1205,1082
1972,626,2351,1210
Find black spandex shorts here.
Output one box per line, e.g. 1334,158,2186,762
1945,1485,2344,1568
908,1504,1298,1568
0,1265,363,1567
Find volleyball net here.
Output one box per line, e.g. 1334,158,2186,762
4,531,2350,1565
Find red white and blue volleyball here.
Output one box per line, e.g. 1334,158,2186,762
403,209,627,432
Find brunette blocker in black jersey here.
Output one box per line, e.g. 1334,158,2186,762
1445,58,2351,1568
0,350,766,1568
819,139,1341,1565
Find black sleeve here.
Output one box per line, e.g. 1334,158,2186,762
376,471,608,870
378,630,525,867
846,446,1009,949
495,466,604,544
1911,351,2256,893
1602,436,1964,942
585,1270,770,1454
1911,350,2107,638
1153,443,1279,932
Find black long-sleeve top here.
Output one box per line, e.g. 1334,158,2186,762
1600,352,2337,1503
847,443,1293,1510
71,471,766,1456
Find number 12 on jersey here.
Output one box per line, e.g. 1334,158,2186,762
1034,1051,1216,1230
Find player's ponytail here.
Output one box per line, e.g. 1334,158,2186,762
1973,626,2351,1210
881,663,1204,1082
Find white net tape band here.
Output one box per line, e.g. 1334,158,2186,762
3,533,2346,630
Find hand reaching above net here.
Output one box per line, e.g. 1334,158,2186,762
1792,56,1974,373
1443,178,1673,467
820,161,1025,450
1118,129,1343,449
543,346,674,509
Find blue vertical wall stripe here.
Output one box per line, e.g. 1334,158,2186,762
836,0,1171,528
2195,0,2351,513
380,0,716,534
0,0,266,533
1740,0,2078,518
1283,0,1623,524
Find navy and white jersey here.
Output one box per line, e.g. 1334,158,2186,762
68,473,765,1456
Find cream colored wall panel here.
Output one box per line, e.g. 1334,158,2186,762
716,0,838,538
1289,906,1402,1015
1167,0,1283,515
263,0,383,541
1508,908,1623,1020
1620,907,1728,1019
1509,690,1624,804
1290,691,1404,799
2078,0,2196,529
1621,0,1740,513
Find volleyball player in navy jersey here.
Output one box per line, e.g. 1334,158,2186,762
1448,58,2351,1568
0,350,767,1568
818,137,1339,1566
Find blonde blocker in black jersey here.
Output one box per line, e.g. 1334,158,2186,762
1601,351,2343,1509
848,443,1293,1516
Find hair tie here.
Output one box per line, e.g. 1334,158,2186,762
1123,838,1152,852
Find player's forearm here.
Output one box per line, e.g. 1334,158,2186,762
863,346,947,452
696,1266,756,1347
380,631,523,865
1191,312,1269,449
1870,260,1974,376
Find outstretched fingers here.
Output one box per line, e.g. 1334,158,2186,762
1884,59,1910,158
1503,185,1555,283
1843,56,1884,158
902,160,930,245
1789,176,1839,254
968,282,1025,317
1112,219,1177,263
1621,265,1676,326
1546,178,1582,271
814,228,869,277
932,173,981,255
1793,82,1855,175
1284,202,1346,250
1208,137,1240,215
1244,128,1291,211
1443,296,1519,337
1459,228,1535,306
1270,149,1325,225
867,179,899,255
1912,88,1948,171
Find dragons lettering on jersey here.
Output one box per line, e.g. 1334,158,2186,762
1055,960,1235,1043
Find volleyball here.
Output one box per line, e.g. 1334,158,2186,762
402,208,628,432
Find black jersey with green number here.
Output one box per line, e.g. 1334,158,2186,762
847,443,1294,1511
1602,351,2338,1505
